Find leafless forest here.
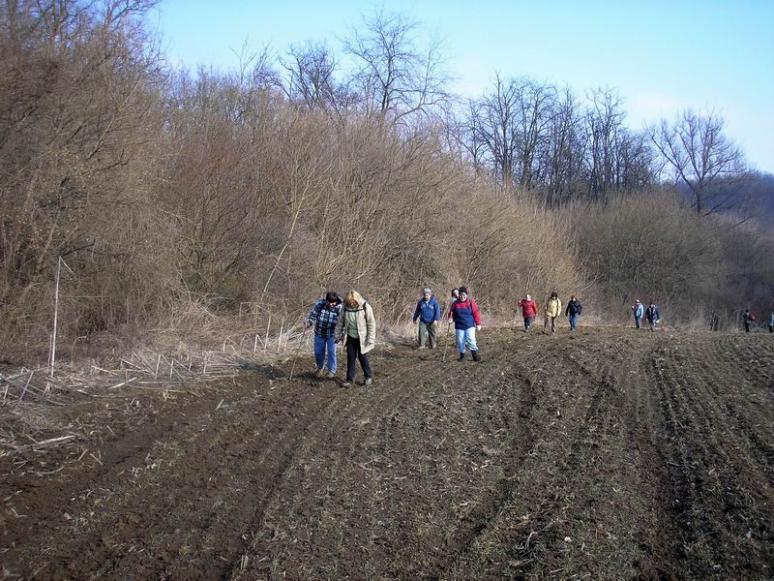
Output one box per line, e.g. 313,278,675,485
2,0,773,365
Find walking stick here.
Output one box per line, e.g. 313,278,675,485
288,324,309,382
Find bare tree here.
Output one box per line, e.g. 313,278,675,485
474,74,518,187
459,98,489,175
651,110,745,214
344,10,448,125
282,41,345,114
514,79,556,189
542,87,585,206
585,88,625,200
464,76,558,191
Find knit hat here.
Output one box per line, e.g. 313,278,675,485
423,287,432,294
459,286,468,295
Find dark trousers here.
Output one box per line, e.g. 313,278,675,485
346,337,372,381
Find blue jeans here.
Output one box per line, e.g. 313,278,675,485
455,327,478,353
314,335,336,372
634,316,641,329
524,316,534,330
569,314,578,330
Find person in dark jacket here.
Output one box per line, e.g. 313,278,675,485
306,292,343,378
448,287,482,361
565,295,582,331
412,287,441,349
768,311,774,333
645,302,660,332
743,309,756,333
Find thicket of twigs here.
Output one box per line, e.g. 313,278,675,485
1,1,772,370
569,194,774,326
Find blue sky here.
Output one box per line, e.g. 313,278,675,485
150,0,774,173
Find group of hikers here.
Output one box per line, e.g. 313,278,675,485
516,292,583,332
305,286,587,387
630,299,661,331
742,309,774,333
305,290,375,388
306,287,774,387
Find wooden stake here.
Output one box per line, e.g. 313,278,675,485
264,314,271,353
49,257,62,378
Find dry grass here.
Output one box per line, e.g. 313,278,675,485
1,1,771,372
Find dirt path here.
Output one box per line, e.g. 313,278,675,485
1,328,772,579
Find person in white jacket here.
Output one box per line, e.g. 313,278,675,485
338,290,376,388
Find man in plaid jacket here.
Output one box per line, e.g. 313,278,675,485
306,292,343,378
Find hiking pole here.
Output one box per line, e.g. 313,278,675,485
288,323,308,382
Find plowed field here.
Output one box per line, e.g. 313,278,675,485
2,328,773,579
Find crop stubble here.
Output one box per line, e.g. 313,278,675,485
1,329,772,579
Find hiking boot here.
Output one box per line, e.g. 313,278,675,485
314,368,325,378
364,377,373,387
471,350,480,362
324,371,336,379
458,352,465,361
342,381,353,388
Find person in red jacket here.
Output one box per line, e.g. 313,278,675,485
448,287,482,361
517,294,538,331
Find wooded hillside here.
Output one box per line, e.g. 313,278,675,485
1,1,772,363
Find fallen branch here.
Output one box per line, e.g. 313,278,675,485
13,435,77,452
108,377,138,390
19,371,34,401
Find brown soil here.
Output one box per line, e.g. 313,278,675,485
1,328,772,580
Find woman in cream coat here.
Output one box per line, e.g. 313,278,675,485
338,290,376,387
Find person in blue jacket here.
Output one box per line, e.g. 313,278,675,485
631,299,644,329
412,287,441,349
